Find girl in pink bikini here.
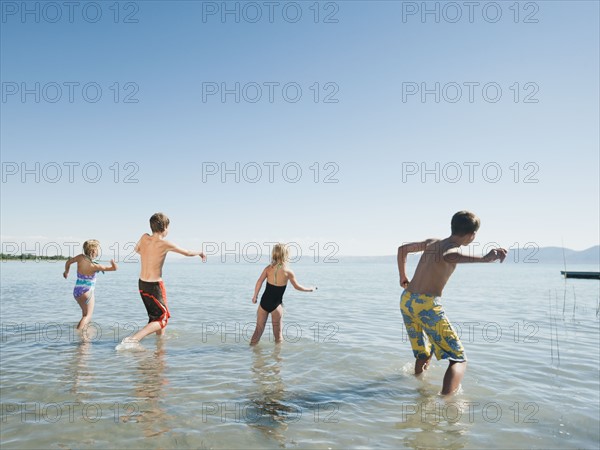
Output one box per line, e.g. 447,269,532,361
63,240,118,330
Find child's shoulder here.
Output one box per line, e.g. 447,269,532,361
422,238,448,256
137,233,152,245
420,238,439,251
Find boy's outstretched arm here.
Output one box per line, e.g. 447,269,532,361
168,242,207,261
252,267,268,303
444,248,507,264
397,240,435,288
288,270,316,292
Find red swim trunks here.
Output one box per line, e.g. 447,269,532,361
138,279,170,328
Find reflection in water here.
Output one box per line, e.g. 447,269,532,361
132,339,172,438
395,384,470,450
248,345,298,447
68,333,93,397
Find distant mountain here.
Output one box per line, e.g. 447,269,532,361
521,246,599,264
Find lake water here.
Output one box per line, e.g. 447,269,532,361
1,259,599,449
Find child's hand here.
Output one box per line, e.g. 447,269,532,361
310,287,317,292
485,248,508,263
199,252,207,262
110,259,118,270
63,271,68,279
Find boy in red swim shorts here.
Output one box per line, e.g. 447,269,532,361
121,212,206,345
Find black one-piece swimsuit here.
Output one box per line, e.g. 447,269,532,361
260,283,287,313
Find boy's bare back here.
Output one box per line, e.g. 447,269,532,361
136,233,172,282
399,211,507,298
407,238,461,297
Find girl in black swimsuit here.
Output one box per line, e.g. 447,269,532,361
250,243,316,345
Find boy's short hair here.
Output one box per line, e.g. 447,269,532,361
83,239,100,257
451,211,480,236
150,212,170,233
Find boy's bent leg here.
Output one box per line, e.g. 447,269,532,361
401,291,433,374
441,361,467,395
131,321,163,342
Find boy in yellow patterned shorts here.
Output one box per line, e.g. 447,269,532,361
397,211,507,395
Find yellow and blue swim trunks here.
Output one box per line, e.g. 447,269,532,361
400,290,466,362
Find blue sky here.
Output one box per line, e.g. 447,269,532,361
1,1,598,257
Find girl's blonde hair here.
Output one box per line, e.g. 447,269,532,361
83,239,100,258
271,243,289,266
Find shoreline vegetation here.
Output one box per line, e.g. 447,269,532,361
0,253,68,261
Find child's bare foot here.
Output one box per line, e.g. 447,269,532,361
116,336,143,351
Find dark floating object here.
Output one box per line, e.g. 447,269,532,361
560,271,600,280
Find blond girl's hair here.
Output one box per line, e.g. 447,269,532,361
82,239,100,258
271,243,289,266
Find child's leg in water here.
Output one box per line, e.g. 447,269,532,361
271,305,284,344
250,306,269,345
76,293,95,330
441,361,467,395
130,321,164,342
415,355,433,375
